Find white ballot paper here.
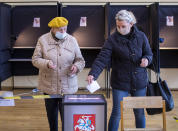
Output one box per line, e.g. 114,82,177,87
86,81,101,93
0,91,15,106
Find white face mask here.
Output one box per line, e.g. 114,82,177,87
55,32,67,39
117,26,131,35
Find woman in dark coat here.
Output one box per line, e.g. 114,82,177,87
87,10,153,131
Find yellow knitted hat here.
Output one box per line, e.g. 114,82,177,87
48,17,68,28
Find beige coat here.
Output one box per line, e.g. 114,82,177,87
32,32,85,94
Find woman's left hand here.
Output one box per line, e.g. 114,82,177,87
140,58,148,67
70,65,78,74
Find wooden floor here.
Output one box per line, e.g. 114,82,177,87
0,88,178,131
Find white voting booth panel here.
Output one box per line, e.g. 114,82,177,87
62,94,107,131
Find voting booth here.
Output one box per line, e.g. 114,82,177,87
62,94,107,131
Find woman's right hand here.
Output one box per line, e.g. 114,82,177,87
48,60,56,69
87,75,94,84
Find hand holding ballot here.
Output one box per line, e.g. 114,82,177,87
86,80,101,93
86,75,100,93
87,75,94,84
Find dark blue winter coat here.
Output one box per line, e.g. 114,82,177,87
89,25,153,91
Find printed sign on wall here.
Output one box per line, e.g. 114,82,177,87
33,17,40,27
166,16,174,26
80,17,87,27
73,114,95,131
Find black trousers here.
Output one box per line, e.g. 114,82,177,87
44,95,63,131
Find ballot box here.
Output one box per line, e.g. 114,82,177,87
62,94,107,131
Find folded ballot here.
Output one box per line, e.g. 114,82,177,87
86,81,101,93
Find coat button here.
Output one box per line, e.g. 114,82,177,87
59,54,61,56
134,72,137,74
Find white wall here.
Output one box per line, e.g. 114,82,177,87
151,69,178,89
2,68,178,89
2,69,106,89
1,0,178,89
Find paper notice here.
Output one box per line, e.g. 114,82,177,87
166,16,174,26
33,17,40,27
80,17,87,27
0,91,15,106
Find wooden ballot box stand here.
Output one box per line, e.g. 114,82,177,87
62,94,107,131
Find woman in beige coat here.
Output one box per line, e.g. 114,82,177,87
32,17,85,131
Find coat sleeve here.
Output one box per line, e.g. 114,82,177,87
142,33,153,66
88,38,113,80
32,39,50,70
73,38,85,73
